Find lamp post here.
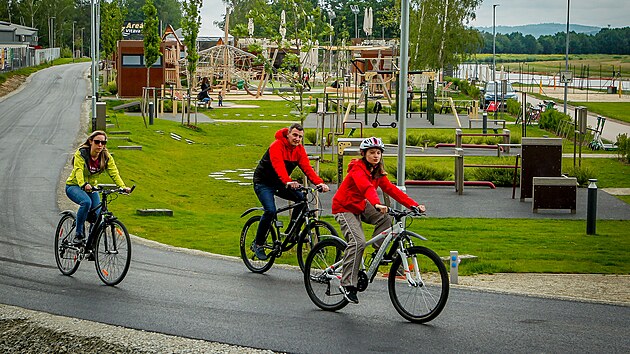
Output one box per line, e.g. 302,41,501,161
327,10,335,76
80,27,84,57
492,4,499,82
492,4,499,118
396,0,410,195
350,5,359,39
72,21,75,61
48,17,56,48
564,0,570,115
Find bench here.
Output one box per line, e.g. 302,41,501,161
468,118,506,129
532,177,577,213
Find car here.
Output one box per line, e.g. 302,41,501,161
481,81,518,108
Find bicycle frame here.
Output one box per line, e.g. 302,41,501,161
323,211,428,287
240,188,323,249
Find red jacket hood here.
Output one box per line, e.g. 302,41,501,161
275,128,290,147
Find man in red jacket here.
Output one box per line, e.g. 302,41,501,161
332,137,425,304
252,123,330,260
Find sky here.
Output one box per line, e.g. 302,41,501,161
199,0,629,36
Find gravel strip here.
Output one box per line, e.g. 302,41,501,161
0,304,276,353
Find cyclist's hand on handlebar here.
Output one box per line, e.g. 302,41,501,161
374,204,388,214
316,183,330,193
410,205,426,215
122,187,132,194
83,183,93,192
286,181,301,189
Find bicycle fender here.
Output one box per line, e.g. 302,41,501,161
240,207,264,218
59,210,77,219
319,234,348,247
402,230,427,241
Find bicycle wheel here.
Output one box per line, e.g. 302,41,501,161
388,246,449,323
240,216,276,273
54,214,81,275
304,238,348,311
94,220,131,286
296,220,338,272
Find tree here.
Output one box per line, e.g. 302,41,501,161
142,0,161,127
181,0,202,125
124,0,182,27
101,1,126,83
409,0,483,71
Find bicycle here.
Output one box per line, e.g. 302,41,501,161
54,185,135,286
240,186,338,273
303,207,449,323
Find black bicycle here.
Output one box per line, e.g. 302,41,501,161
240,186,338,273
54,185,135,286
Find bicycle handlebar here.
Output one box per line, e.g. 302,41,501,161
92,184,136,195
387,207,426,218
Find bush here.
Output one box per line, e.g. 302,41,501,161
386,163,452,181
616,134,630,164
469,167,519,187
563,165,597,186
106,81,118,95
539,108,571,132
319,169,337,183
304,131,317,145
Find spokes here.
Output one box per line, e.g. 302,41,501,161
95,221,131,286
304,239,348,311
388,247,449,323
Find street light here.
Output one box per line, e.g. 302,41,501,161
350,5,359,39
564,0,570,114
492,4,499,82
72,21,76,61
48,17,56,48
492,4,499,118
327,9,336,76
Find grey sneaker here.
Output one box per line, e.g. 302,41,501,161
72,234,86,246
251,243,268,260
339,285,359,304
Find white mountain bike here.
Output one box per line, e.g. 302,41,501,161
303,208,449,323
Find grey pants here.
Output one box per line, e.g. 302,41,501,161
334,202,392,288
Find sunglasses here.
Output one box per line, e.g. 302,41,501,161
93,139,107,145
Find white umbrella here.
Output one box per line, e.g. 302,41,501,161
363,7,369,37
367,7,373,36
280,10,286,41
248,18,254,38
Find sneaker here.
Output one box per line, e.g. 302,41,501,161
339,285,359,304
72,234,86,246
251,243,268,260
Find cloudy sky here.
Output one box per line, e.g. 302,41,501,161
199,0,628,36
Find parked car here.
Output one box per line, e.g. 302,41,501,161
481,81,517,108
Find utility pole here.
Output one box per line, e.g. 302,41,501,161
564,0,570,115
350,5,359,39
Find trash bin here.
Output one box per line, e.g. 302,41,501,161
607,86,617,94
237,80,244,90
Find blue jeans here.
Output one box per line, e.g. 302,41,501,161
253,183,306,245
65,185,100,236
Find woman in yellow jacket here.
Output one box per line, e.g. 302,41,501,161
66,130,131,245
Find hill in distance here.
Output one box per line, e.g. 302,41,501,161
476,23,602,37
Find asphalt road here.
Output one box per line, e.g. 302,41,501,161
1,63,628,353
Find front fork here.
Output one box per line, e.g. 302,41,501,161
397,241,424,287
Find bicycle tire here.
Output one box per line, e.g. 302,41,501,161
94,219,131,286
54,214,81,275
304,238,348,311
296,219,338,272
240,216,276,273
388,246,449,323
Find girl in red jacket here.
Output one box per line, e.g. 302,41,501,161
332,137,425,304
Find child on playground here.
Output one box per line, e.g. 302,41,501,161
332,137,425,304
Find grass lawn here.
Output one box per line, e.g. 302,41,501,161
95,110,630,276
568,102,630,125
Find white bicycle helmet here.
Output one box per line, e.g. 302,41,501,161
360,137,385,151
